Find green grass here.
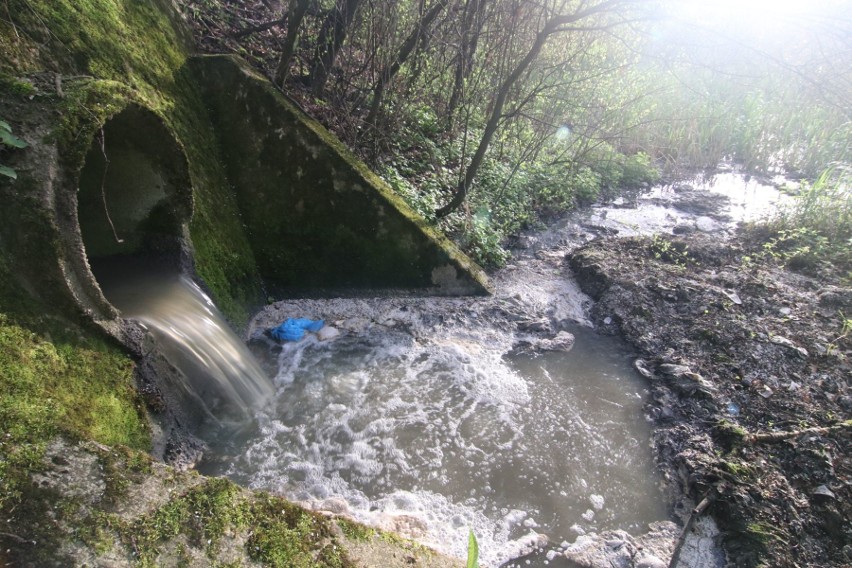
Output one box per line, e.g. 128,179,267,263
760,165,851,277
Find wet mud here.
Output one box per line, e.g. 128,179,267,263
567,223,851,567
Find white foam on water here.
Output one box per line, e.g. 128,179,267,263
211,299,669,566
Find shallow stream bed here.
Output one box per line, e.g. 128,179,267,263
105,168,786,566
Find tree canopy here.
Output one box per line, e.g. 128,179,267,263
183,0,851,265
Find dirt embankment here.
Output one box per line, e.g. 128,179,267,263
567,233,851,567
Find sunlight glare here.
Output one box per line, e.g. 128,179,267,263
672,0,835,29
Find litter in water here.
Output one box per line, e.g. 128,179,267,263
268,317,325,342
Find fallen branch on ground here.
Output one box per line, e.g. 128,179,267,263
744,420,852,445
668,492,715,568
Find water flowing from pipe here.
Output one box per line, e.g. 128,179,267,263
95,262,273,426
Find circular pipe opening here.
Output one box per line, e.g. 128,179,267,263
76,105,192,304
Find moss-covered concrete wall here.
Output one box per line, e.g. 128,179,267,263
190,55,490,296
1,0,267,329
0,1,485,565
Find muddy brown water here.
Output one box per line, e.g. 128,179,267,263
95,168,785,566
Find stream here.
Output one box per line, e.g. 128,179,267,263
103,167,786,567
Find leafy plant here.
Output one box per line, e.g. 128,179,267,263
0,119,28,179
760,167,852,274
466,530,479,568
826,311,851,358
649,235,690,268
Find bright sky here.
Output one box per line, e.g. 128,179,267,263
657,0,849,54
668,0,846,31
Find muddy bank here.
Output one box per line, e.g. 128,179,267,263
567,230,851,567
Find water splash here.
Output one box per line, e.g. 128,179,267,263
202,294,665,567
97,265,274,426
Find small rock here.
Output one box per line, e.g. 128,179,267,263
634,359,654,378
658,363,692,376
721,289,742,305
812,485,836,500
589,494,605,510
769,335,809,358
695,216,717,232
316,497,350,514
518,318,552,332
817,287,852,309
635,554,668,568
538,331,576,352
517,235,538,249
317,326,341,341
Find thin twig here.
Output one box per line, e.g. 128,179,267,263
0,531,33,544
233,15,288,39
97,129,124,244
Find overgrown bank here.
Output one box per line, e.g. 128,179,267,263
568,224,851,567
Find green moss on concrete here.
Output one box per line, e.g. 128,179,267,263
1,0,265,327
0,313,150,513
2,0,187,96
0,73,36,97
190,54,490,296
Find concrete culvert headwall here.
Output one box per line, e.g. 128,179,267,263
77,105,192,273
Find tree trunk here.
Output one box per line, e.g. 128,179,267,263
365,0,450,129
275,0,312,85
446,0,484,130
435,0,633,218
310,0,362,96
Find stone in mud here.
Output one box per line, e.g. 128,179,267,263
695,216,718,232
517,317,552,332
511,331,575,355
635,555,667,568
816,286,852,309
634,358,654,378
658,363,692,376
657,363,716,396
562,530,636,568
318,325,341,341
769,335,809,358
316,497,351,514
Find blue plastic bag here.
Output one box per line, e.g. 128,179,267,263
269,318,325,342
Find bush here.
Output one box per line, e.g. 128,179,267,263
763,165,851,276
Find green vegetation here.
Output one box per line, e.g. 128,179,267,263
337,517,378,541
466,530,479,568
766,166,852,277
738,165,851,282
1,0,265,326
0,117,27,179
186,0,848,267
0,313,150,511
648,235,692,270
